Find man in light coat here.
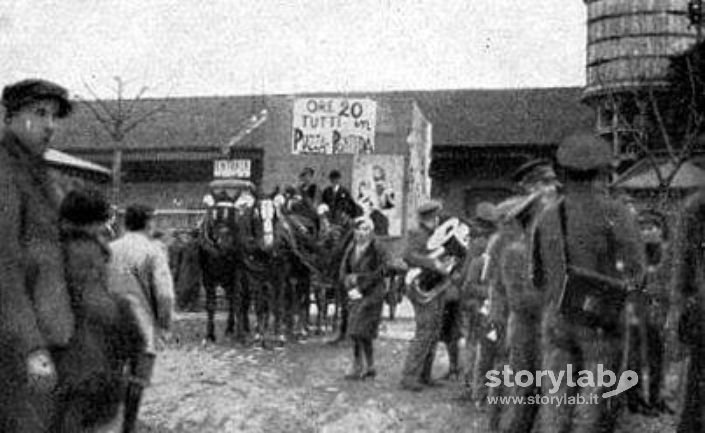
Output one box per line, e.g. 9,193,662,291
109,204,174,433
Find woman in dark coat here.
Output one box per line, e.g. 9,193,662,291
340,217,389,379
53,188,143,432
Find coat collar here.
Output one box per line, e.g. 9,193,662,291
1,130,46,165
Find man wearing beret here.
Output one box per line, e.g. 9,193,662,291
400,200,455,391
532,132,645,433
0,79,76,432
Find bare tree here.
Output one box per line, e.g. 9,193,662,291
598,43,705,208
78,77,168,205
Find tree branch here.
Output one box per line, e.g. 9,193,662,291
82,81,119,124
647,86,675,160
122,103,167,135
77,98,118,140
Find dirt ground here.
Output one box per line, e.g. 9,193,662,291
136,306,680,433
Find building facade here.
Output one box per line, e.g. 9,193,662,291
47,88,592,228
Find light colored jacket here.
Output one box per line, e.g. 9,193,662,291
108,231,175,354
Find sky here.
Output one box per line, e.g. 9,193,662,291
0,0,587,99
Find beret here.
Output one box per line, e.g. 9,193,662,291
417,199,442,216
512,158,556,184
556,131,613,171
2,79,73,118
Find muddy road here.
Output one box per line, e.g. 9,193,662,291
136,307,678,432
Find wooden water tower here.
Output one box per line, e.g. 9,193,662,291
582,0,697,164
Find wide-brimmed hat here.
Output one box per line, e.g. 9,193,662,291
2,79,73,118
556,131,613,171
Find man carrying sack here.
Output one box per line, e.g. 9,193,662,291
532,132,645,433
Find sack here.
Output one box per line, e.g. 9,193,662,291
556,201,628,330
558,265,628,330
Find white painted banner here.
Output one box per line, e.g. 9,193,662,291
292,98,377,154
213,159,251,178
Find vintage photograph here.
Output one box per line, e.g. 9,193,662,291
1,0,704,432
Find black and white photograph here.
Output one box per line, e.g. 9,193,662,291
2,0,705,432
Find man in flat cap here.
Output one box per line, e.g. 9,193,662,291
0,79,76,432
512,158,557,191
400,199,456,391
532,132,644,433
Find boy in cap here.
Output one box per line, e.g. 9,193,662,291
532,132,644,433
0,79,76,432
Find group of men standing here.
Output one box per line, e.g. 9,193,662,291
400,131,655,432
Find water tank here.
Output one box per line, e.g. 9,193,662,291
584,0,697,101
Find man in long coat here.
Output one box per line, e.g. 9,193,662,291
0,79,76,432
671,188,705,433
495,159,560,433
532,132,645,433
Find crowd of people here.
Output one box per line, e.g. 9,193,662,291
3,76,705,433
0,78,175,432
384,131,705,433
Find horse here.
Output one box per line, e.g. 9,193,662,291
198,194,256,343
308,205,354,334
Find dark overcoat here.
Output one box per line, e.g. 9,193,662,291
53,225,142,431
340,240,389,340
0,131,75,432
671,189,705,433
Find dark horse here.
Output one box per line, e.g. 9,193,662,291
199,196,257,343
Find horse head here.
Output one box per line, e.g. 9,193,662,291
202,202,239,251
258,197,276,251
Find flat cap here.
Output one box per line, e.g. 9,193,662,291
556,131,613,171
417,199,442,217
2,79,73,118
474,201,497,224
512,158,557,184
